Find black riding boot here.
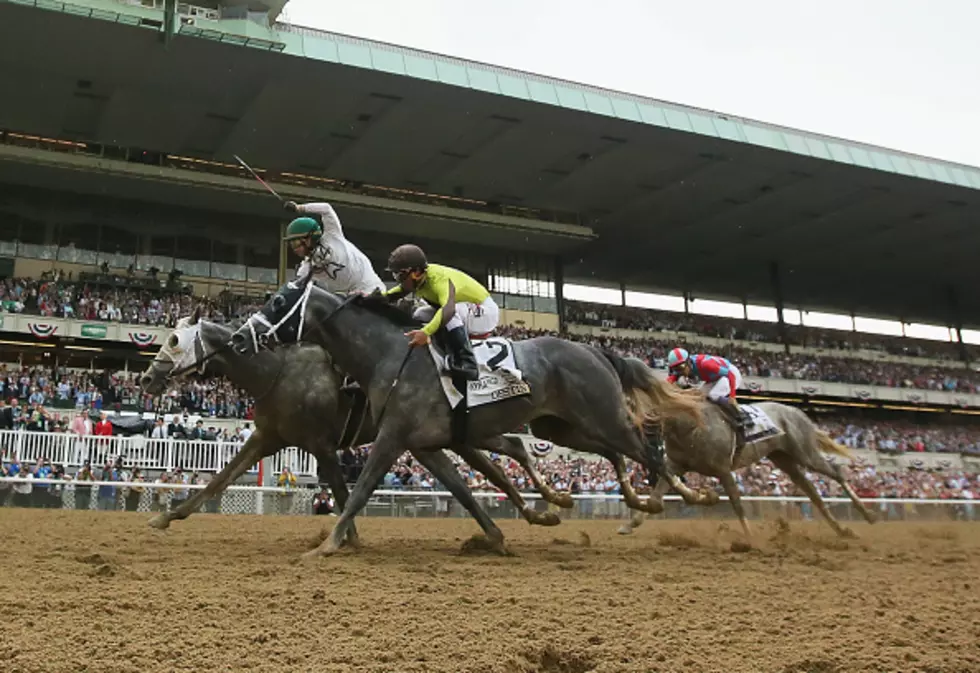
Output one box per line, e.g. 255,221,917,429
715,400,747,463
445,326,480,381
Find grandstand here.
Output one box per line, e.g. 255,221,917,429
0,0,978,476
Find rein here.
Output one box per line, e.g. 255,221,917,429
167,324,284,402
247,285,415,427
170,341,228,378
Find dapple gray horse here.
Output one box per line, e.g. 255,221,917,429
619,400,877,538
140,309,564,547
230,280,707,557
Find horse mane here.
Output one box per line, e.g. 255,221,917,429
346,292,421,329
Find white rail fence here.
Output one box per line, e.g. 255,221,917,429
1,478,978,522
0,429,318,477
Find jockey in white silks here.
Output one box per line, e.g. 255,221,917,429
282,201,386,392
282,201,385,295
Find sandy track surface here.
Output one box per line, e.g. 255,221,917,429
2,510,979,673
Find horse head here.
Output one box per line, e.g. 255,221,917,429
140,306,206,394
230,277,344,356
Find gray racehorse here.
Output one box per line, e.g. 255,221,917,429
139,309,563,546
229,280,707,557
620,400,877,538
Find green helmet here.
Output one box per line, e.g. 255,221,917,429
284,217,321,242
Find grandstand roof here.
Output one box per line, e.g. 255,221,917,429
0,1,978,323
194,0,289,21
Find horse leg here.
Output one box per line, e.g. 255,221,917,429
608,454,665,515
717,471,751,539
490,432,574,509
305,434,402,558
617,465,672,534
413,450,507,551
316,448,360,547
148,431,268,529
791,441,877,525
768,453,854,538
457,443,561,527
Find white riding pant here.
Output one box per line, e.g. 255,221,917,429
705,365,743,402
413,296,499,336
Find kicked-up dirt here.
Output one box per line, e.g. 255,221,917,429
2,509,979,673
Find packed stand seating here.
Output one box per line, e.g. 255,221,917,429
564,300,975,362
0,363,254,421
3,413,978,506
331,442,978,501
496,323,980,393
3,274,980,404
0,273,265,327
2,272,979,389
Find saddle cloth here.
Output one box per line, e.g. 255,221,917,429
427,336,531,410
741,404,784,444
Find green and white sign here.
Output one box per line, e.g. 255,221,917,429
80,324,108,339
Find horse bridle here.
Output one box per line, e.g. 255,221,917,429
162,323,282,402
246,280,316,351
245,282,413,425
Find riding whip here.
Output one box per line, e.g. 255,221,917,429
233,154,285,203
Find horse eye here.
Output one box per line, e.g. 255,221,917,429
169,335,179,348
272,295,285,311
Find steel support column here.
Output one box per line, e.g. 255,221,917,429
946,285,969,363
769,261,790,354
554,256,565,332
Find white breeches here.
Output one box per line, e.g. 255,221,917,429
413,296,500,336
705,365,743,402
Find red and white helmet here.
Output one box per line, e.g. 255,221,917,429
666,347,690,370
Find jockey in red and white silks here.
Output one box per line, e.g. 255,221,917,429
666,347,750,450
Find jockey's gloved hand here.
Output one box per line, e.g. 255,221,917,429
283,201,298,213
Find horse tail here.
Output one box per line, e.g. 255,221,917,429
815,430,855,461
595,349,703,430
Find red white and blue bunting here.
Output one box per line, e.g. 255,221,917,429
27,323,57,339
529,440,554,458
128,332,158,348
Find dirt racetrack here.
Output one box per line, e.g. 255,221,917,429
2,510,980,673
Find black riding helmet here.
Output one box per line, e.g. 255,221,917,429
386,244,428,275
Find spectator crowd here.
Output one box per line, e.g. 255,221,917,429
0,273,263,327
3,274,980,396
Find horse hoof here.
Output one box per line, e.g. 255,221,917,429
147,515,171,530
460,534,510,556
840,527,857,539
534,512,562,527
641,498,664,515
630,513,646,528
617,525,633,535
702,490,721,506
553,493,575,509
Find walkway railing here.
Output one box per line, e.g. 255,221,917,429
0,429,318,477
1,478,977,522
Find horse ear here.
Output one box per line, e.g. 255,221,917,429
191,305,202,325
